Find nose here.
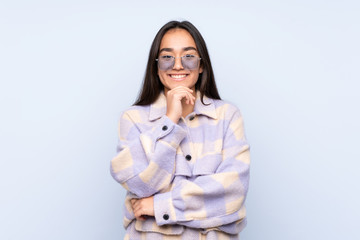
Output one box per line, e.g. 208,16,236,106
173,57,184,70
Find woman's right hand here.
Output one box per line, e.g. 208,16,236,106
165,86,195,123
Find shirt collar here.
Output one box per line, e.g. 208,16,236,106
148,91,218,121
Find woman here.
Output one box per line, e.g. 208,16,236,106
110,20,250,240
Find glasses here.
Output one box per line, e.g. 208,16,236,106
156,54,201,71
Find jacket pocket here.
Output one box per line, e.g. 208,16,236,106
134,218,184,235
174,154,192,177
192,153,222,175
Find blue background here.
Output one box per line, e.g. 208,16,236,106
1,0,359,239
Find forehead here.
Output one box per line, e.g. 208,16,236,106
160,28,197,50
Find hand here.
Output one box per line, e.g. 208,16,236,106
131,196,154,221
165,86,195,123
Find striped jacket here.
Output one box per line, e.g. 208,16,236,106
110,91,250,237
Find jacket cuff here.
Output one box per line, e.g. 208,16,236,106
154,191,177,226
154,115,187,148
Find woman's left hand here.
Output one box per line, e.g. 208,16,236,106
131,196,154,221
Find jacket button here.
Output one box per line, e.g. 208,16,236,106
163,214,169,220
189,116,195,121
162,125,168,131
185,155,192,161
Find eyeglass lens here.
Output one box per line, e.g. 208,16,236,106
158,56,200,71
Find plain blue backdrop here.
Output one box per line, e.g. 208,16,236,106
1,0,359,239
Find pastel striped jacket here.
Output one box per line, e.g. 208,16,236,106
110,91,250,237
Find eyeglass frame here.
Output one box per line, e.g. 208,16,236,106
155,55,202,71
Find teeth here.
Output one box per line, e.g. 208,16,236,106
170,74,186,79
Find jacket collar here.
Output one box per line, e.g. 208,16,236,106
148,91,218,121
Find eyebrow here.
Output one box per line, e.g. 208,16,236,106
159,46,197,53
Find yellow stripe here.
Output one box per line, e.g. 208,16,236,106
211,172,238,189
235,147,250,164
111,148,133,173
229,116,244,140
225,196,244,214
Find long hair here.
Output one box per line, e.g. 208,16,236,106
133,20,221,106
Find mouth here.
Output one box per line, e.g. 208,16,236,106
168,74,189,81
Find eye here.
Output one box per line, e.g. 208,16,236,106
184,54,196,58
159,55,174,60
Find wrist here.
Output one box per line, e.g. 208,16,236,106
166,113,179,124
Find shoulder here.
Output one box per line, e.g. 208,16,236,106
211,99,248,139
119,104,151,123
211,98,243,120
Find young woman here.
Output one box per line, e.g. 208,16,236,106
110,20,250,240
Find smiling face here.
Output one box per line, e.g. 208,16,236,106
157,28,203,95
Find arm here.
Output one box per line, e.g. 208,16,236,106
153,109,250,234
110,110,187,197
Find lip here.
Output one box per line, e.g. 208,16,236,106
168,73,189,81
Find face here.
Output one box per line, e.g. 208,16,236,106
157,28,203,95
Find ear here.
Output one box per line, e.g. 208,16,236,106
199,65,203,74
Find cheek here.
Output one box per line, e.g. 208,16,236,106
157,71,167,85
157,69,162,79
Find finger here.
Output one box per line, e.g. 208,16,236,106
134,198,144,208
185,91,194,105
191,92,196,105
139,216,146,221
135,216,146,221
180,92,190,105
172,86,193,92
135,215,146,221
133,208,140,217
134,209,144,219
182,86,194,93
170,86,194,96
186,93,192,105
130,201,134,211
189,92,195,105
132,200,139,208
174,91,192,102
133,204,141,213
131,201,138,210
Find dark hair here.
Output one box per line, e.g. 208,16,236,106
133,20,221,106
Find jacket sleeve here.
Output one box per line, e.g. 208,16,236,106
153,109,250,234
110,110,187,197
